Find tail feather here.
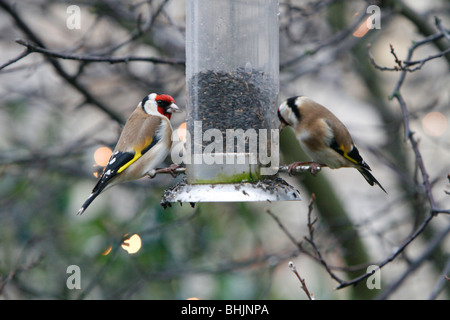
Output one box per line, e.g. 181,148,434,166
77,190,101,215
358,167,387,194
77,172,115,215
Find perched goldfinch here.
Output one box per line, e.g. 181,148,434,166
278,96,386,193
78,93,180,215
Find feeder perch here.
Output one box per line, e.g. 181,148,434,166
163,0,301,204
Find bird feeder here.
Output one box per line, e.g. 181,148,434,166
162,0,301,204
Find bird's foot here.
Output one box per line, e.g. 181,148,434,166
288,161,304,176
152,163,180,178
287,161,325,176
308,162,324,176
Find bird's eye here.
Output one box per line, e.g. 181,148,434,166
157,100,170,108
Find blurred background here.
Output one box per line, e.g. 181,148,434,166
0,0,449,300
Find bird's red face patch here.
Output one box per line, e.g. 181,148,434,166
156,94,175,104
155,94,176,119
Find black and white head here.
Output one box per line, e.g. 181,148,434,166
140,93,180,119
278,96,302,129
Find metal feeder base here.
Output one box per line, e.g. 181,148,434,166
160,176,301,208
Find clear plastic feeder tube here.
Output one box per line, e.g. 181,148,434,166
185,0,279,184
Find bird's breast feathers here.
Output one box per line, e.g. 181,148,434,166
296,118,334,152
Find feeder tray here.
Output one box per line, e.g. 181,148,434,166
160,176,301,208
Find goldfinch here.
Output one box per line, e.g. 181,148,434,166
78,93,180,215
278,96,386,193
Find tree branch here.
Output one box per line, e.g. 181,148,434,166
335,214,435,290
0,48,31,71
383,0,450,64
318,12,450,292
288,261,315,300
0,0,125,124
302,194,347,286
367,36,450,73
375,223,450,299
14,39,185,66
293,18,450,292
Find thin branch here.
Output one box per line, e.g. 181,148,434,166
96,0,171,56
403,47,450,68
320,21,450,290
368,22,449,215
387,42,447,215
390,43,403,69
266,208,300,247
387,0,450,64
0,48,30,71
281,6,368,70
288,261,315,300
376,223,450,300
0,0,124,123
332,29,450,287
434,16,450,42
336,213,435,290
303,194,346,285
428,257,450,300
15,39,185,66
367,39,450,73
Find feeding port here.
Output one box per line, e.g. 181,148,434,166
163,0,301,204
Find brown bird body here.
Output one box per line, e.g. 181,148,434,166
109,109,172,183
78,93,179,215
278,96,386,193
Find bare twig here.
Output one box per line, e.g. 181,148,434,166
299,21,450,292
327,21,450,291
367,37,450,73
403,47,450,68
390,44,403,69
0,0,124,123
15,39,185,66
281,6,368,70
368,16,449,73
0,48,30,71
386,1,450,64
303,194,346,286
288,261,315,300
376,224,450,299
336,214,435,290
368,19,449,216
95,0,171,56
0,236,43,296
434,17,450,42
387,38,449,215
428,256,450,299
266,208,300,247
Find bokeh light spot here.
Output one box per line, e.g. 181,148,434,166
422,112,447,137
94,146,112,167
121,234,142,254
353,16,372,38
102,245,112,256
177,122,187,142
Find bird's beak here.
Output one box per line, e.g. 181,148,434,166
167,103,180,113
